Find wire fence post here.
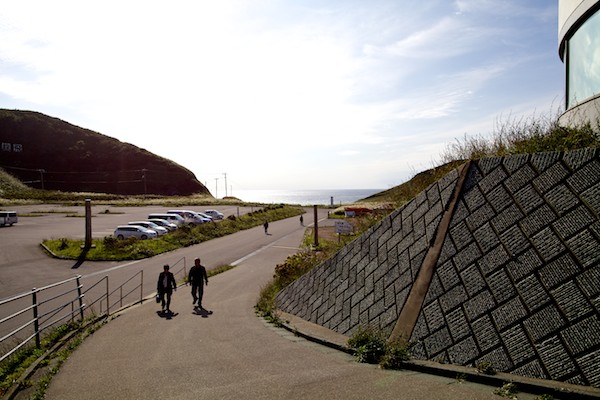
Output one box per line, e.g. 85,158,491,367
32,288,40,349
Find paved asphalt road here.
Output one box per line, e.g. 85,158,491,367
0,204,261,298
42,211,505,400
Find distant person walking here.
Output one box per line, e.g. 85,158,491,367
157,264,177,314
263,220,269,234
300,215,304,226
188,257,209,309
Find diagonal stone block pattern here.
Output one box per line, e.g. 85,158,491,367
276,148,600,388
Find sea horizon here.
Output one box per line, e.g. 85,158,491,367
231,188,384,206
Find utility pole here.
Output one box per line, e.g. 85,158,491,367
313,205,319,247
223,173,228,197
141,169,147,197
214,178,219,198
38,169,45,190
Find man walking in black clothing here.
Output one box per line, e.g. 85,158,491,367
157,264,177,314
188,257,208,309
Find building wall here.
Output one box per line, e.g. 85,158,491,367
558,0,600,127
276,149,600,388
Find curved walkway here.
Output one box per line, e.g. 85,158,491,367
46,222,501,400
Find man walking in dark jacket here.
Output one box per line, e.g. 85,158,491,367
188,257,208,309
157,264,177,314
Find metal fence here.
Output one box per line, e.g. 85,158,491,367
0,257,188,364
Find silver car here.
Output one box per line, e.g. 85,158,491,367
148,218,178,231
114,225,158,240
204,209,224,220
128,221,168,236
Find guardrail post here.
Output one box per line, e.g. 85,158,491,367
76,275,84,321
32,288,40,349
140,270,144,304
105,276,109,315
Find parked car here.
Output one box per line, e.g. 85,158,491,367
196,212,214,221
204,209,224,220
128,221,168,236
114,225,158,240
0,211,18,226
167,210,211,226
147,213,185,227
148,218,178,231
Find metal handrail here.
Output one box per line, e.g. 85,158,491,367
0,256,187,363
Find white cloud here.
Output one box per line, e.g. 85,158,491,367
0,1,565,190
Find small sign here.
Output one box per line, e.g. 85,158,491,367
335,220,354,234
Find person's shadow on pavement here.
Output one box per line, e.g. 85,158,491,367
156,310,179,320
193,307,213,318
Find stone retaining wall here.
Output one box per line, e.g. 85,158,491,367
275,148,600,388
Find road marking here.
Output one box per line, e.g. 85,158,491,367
82,259,143,279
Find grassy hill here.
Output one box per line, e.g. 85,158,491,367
0,109,209,196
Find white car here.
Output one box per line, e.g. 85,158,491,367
148,213,185,227
204,209,224,220
114,225,158,240
128,221,168,236
167,210,211,226
148,218,178,231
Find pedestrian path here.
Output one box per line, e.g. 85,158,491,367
45,227,504,400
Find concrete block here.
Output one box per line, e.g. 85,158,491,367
492,204,524,233
504,164,538,194
560,315,600,355
531,227,566,262
473,222,500,253
567,229,600,268
503,153,529,173
488,184,512,213
491,297,527,330
552,281,594,322
536,335,576,381
567,159,600,192
446,307,470,342
501,324,535,365
539,253,581,289
487,269,516,303
514,184,545,213
530,151,561,173
463,185,486,212
506,248,542,282
516,274,550,312
479,245,510,276
461,264,486,297
472,314,500,352
523,304,566,342
520,204,558,237
463,289,496,321
562,147,597,170
447,336,479,364
581,181,600,215
545,184,580,215
577,349,600,387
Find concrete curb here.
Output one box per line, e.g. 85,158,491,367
276,311,600,400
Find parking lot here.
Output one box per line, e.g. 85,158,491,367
0,203,252,298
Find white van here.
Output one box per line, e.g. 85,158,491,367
0,211,18,227
147,213,185,227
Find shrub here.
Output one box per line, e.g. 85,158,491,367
494,382,519,399
348,325,387,364
476,360,496,375
379,339,410,369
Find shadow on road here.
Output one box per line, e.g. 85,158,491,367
193,307,213,318
156,310,179,320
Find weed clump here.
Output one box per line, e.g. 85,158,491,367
347,325,410,369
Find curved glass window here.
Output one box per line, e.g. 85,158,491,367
567,8,600,108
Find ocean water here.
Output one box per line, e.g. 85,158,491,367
232,189,384,206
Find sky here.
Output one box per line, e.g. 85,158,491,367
0,0,565,194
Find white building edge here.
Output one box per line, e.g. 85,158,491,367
558,0,600,127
